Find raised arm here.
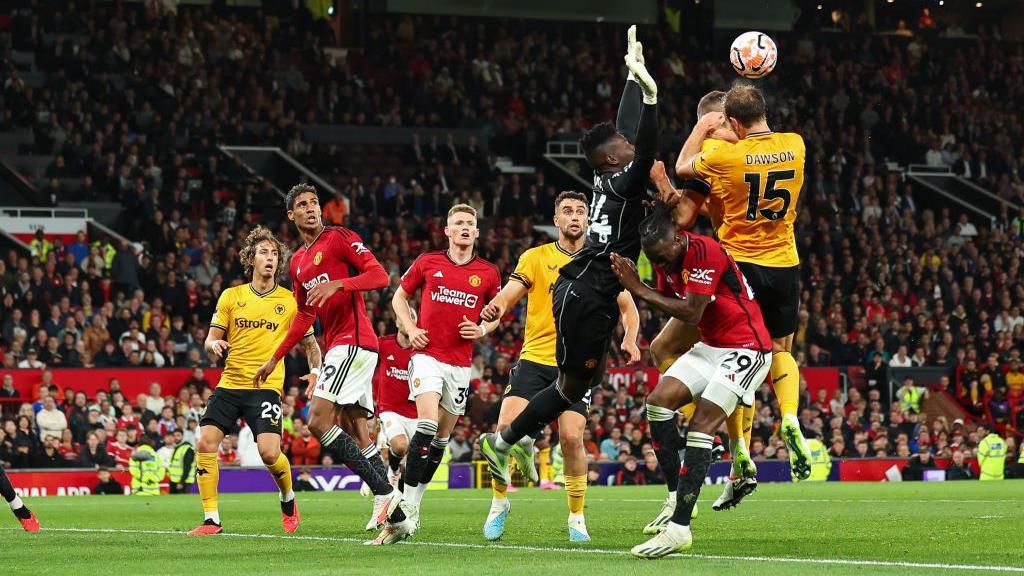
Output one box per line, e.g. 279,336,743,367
616,290,641,364
616,25,644,142
676,112,723,179
650,160,707,230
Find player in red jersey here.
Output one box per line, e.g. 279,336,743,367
1,467,40,532
373,309,419,493
386,203,501,540
609,203,772,559
254,183,411,540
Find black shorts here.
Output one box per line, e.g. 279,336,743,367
553,275,618,385
737,262,800,339
506,359,591,416
200,387,282,436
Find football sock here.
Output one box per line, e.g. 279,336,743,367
678,402,696,422
500,385,571,448
771,351,800,418
726,408,745,461
565,474,587,514
266,453,294,514
321,425,392,496
361,443,389,487
419,436,449,486
671,431,714,526
388,449,402,473
538,447,551,481
0,470,31,519
197,452,220,524
647,404,684,494
491,478,508,500
743,404,755,449
657,357,678,374
401,420,438,490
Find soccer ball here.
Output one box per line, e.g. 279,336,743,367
729,31,777,79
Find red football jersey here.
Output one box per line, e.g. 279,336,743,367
653,232,771,351
400,251,501,367
373,334,418,419
279,227,386,357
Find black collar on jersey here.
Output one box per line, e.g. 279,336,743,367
554,241,583,257
249,283,278,298
746,130,773,137
444,249,477,266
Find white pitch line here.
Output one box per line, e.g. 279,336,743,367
280,497,1024,505
17,526,1024,573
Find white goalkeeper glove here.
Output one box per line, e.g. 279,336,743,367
626,25,645,82
625,39,657,104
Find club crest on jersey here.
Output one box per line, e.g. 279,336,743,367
413,378,421,388
689,268,714,285
275,304,286,315
469,274,481,287
313,251,323,265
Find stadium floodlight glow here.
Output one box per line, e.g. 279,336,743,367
817,4,822,9
975,1,982,6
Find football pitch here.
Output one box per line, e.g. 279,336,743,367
5,481,1024,575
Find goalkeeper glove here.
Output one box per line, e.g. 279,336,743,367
624,42,657,104
626,25,645,82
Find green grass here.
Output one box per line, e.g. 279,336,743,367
5,481,1024,575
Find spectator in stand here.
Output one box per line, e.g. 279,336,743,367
36,396,68,440
33,435,63,468
218,436,240,466
641,451,663,485
80,431,113,468
294,467,318,492
449,427,473,463
945,450,975,481
18,349,44,369
145,383,165,415
897,378,929,415
290,424,321,466
616,456,645,486
889,345,912,368
107,428,133,470
599,428,625,462
58,429,80,464
94,468,124,495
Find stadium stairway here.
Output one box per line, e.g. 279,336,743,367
923,390,973,427
906,164,1015,227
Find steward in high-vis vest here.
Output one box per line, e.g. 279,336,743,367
976,424,1007,481
130,440,164,495
801,438,832,482
168,436,197,494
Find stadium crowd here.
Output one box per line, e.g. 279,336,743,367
1,4,1024,473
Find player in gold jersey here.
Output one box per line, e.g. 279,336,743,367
188,226,320,536
675,84,812,482
479,191,640,542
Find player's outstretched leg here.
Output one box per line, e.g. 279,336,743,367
773,350,812,480
1,467,38,532
322,424,407,528
644,403,683,534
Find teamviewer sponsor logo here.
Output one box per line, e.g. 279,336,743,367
689,268,714,285
302,272,330,291
386,366,409,380
430,285,479,308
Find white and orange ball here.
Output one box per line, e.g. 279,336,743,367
730,31,778,79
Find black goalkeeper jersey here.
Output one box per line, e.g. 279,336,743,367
560,81,658,300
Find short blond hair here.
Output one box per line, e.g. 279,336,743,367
447,203,477,219
240,226,289,278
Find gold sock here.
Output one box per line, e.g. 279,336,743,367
565,474,587,515
267,453,293,498
726,408,745,450
771,351,800,418
197,453,220,518
678,402,696,421
538,447,552,481
657,357,678,374
491,478,508,499
743,404,755,448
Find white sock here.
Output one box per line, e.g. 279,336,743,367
568,512,585,523
280,490,295,503
408,483,428,507
9,496,24,510
494,434,512,452
204,510,221,524
783,413,801,426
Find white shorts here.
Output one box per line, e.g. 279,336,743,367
408,353,472,416
313,345,378,414
379,411,418,446
665,342,771,415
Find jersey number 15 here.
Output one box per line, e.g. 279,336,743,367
743,169,794,222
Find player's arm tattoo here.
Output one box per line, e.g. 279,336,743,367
302,334,322,370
